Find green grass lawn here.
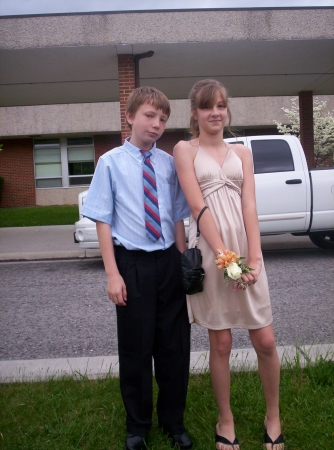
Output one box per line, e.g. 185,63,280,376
0,205,79,227
0,358,333,449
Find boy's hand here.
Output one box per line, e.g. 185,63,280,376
107,273,127,306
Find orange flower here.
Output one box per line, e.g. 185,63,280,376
215,249,253,290
215,249,240,270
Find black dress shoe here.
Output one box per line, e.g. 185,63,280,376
167,430,193,449
124,433,147,450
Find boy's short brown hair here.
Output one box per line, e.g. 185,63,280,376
126,86,171,129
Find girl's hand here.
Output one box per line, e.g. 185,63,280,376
241,260,262,287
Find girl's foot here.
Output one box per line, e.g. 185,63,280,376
215,423,240,450
263,417,284,450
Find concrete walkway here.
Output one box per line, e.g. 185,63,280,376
0,224,318,262
0,225,100,261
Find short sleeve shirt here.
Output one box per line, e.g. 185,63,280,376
81,139,190,251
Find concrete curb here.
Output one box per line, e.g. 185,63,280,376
0,249,101,261
0,344,333,383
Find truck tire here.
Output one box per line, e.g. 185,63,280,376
309,231,334,250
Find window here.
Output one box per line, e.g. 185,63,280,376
67,137,94,186
34,137,95,188
34,140,62,188
251,139,294,174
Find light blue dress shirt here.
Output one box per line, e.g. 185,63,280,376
81,139,190,251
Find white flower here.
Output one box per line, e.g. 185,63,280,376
226,262,242,280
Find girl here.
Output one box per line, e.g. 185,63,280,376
173,80,284,450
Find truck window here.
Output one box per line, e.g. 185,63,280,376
251,139,295,174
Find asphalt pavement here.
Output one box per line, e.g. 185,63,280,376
0,225,332,382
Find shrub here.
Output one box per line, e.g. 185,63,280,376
0,176,4,205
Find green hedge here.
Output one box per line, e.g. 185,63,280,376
0,176,3,204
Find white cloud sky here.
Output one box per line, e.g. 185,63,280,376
0,0,333,16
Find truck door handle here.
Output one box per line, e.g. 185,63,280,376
285,179,302,184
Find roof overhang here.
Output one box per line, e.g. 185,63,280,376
1,8,333,106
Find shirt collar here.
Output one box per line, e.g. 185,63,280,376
124,138,157,164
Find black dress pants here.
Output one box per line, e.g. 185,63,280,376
115,244,191,437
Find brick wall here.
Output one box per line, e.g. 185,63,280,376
299,91,315,169
93,134,122,162
156,131,187,155
0,139,35,208
93,131,186,159
118,55,135,144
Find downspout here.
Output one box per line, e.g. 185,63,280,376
134,51,154,88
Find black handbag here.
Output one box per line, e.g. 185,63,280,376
181,206,208,295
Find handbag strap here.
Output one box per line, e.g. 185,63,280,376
195,206,208,247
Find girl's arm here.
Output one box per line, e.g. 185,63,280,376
96,221,127,306
236,145,263,285
173,141,227,255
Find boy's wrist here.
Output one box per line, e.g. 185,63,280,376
106,268,120,277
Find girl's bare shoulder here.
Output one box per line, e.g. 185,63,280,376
227,142,252,160
174,139,199,157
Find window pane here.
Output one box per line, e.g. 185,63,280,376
69,176,93,186
67,137,93,146
36,178,62,188
68,161,94,176
35,163,62,177
251,140,294,174
34,139,60,149
68,147,94,162
35,148,61,164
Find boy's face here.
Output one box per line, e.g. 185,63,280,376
126,103,168,150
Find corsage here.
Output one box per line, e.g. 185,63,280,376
215,249,253,290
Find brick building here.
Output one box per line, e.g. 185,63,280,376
0,7,333,207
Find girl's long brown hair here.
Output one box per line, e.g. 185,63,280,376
189,79,232,138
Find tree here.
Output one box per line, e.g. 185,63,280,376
274,97,334,167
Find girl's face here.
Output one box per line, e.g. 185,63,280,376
193,93,228,135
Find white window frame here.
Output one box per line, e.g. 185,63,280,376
60,137,70,187
34,136,95,189
67,137,95,186
34,139,62,188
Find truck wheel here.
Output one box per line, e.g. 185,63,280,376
309,231,334,250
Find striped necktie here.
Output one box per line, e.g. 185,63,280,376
141,150,162,242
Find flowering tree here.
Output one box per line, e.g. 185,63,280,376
274,97,334,167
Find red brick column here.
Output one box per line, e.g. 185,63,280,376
299,91,315,169
156,131,186,155
93,134,122,162
118,55,135,144
0,139,35,207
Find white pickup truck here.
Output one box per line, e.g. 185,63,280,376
74,135,334,249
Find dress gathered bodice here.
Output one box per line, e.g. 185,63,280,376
196,147,242,199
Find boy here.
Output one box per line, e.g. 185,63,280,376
82,86,192,450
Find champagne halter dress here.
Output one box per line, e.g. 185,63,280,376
187,146,273,330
